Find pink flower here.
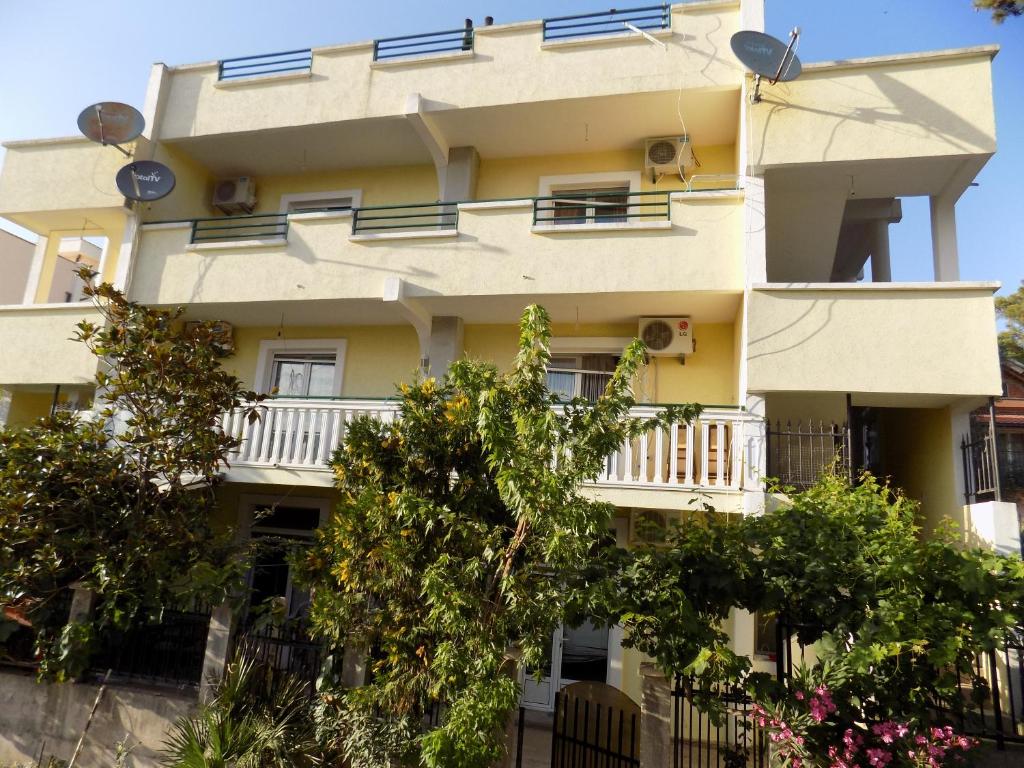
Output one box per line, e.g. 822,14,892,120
795,691,805,701
866,748,891,767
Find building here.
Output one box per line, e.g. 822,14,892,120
0,1,1015,765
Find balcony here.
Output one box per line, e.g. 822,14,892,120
0,304,101,386
220,398,760,500
746,283,1002,403
131,190,744,308
157,3,740,142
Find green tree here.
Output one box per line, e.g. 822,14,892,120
974,0,1024,21
595,473,1024,729
996,280,1024,363
297,305,698,768
0,273,261,679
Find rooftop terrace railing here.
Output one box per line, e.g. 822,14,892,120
351,202,458,235
218,49,313,81
542,4,671,42
191,212,289,244
373,25,475,61
532,190,670,226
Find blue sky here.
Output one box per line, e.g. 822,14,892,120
0,0,1019,295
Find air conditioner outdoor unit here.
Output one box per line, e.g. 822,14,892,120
638,317,693,356
183,320,235,354
212,177,256,214
644,136,695,177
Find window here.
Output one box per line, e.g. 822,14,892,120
270,353,337,397
546,354,619,402
550,186,629,225
755,612,778,660
279,189,362,215
537,171,640,227
254,339,347,398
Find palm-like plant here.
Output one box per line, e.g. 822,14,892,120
162,653,321,768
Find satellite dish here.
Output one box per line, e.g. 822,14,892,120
116,161,176,202
78,102,145,147
730,28,802,103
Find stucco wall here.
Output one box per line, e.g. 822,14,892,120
749,49,996,169
131,194,744,306
0,671,194,768
157,3,741,140
0,306,102,386
747,285,1002,398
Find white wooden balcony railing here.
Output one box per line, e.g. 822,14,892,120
222,399,756,492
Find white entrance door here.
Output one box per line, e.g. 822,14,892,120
520,620,611,711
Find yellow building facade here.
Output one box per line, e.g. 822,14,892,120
0,0,1011,758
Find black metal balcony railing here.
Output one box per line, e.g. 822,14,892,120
373,26,475,61
532,190,670,226
351,202,458,235
191,213,289,244
90,599,212,687
962,433,1000,504
218,49,313,81
765,419,852,490
542,4,671,42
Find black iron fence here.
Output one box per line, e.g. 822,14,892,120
672,676,767,768
542,5,671,41
926,637,1024,750
533,190,670,226
551,689,640,768
1001,445,1024,491
373,25,474,61
191,213,289,244
765,420,851,490
351,202,458,235
218,48,313,80
90,599,211,687
234,618,323,691
0,590,73,670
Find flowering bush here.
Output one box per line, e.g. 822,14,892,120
752,681,977,768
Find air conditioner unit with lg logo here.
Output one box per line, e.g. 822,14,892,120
212,177,257,215
638,317,693,356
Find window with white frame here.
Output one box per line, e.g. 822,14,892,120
254,339,347,397
279,189,362,215
270,353,337,397
537,172,640,227
546,353,619,402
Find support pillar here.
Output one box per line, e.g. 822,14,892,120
639,663,673,768
21,236,48,305
340,645,367,688
929,195,960,282
427,316,464,378
199,601,233,703
869,220,892,282
67,584,95,624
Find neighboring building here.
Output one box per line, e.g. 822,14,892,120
0,2,1014,765
0,228,34,304
967,360,1024,544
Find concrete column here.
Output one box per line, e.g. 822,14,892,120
198,601,233,703
21,236,48,305
67,585,95,624
427,316,465,378
964,501,1022,556
340,645,367,688
442,146,479,202
113,210,140,294
732,608,757,660
639,663,673,768
929,195,960,282
870,220,892,282
742,394,767,514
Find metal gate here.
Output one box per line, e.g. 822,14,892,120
551,682,640,768
672,677,767,768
